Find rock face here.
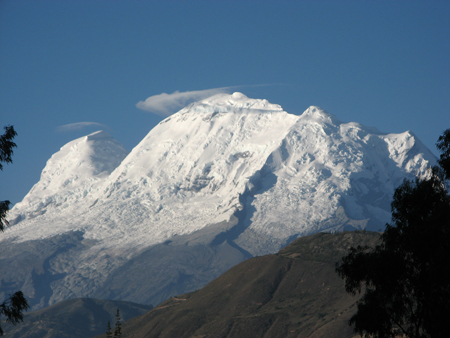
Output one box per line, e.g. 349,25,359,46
1,93,436,309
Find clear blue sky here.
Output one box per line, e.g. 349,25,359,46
1,0,449,205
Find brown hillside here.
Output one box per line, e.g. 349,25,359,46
98,231,380,338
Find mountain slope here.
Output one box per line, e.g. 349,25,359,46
97,231,380,338
2,298,152,338
9,130,129,234
1,93,436,309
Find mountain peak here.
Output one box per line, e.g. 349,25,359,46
46,130,128,178
9,130,129,223
199,92,283,111
300,106,341,125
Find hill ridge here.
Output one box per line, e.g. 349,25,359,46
100,231,379,338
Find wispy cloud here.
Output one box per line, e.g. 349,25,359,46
136,87,232,116
136,85,284,116
56,122,109,132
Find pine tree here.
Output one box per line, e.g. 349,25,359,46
105,320,112,338
113,309,122,338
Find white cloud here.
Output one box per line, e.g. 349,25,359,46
136,87,231,116
56,122,109,132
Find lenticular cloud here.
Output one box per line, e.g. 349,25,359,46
57,122,108,132
136,87,230,116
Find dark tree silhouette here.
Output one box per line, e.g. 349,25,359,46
114,309,122,337
437,128,450,180
106,320,113,338
0,125,17,231
0,125,29,336
0,292,29,336
336,129,450,338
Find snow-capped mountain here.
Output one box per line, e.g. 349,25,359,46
10,130,129,224
0,93,436,309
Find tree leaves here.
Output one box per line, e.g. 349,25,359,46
0,126,17,171
0,292,29,336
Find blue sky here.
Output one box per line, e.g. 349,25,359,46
1,0,449,205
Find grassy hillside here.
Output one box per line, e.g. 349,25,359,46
96,231,380,338
2,298,152,338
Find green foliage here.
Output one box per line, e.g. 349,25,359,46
336,129,450,338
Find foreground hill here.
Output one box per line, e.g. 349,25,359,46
2,298,152,338
97,231,379,338
2,93,434,309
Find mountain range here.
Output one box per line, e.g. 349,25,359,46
1,92,436,310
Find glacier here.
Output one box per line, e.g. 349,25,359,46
0,92,436,309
